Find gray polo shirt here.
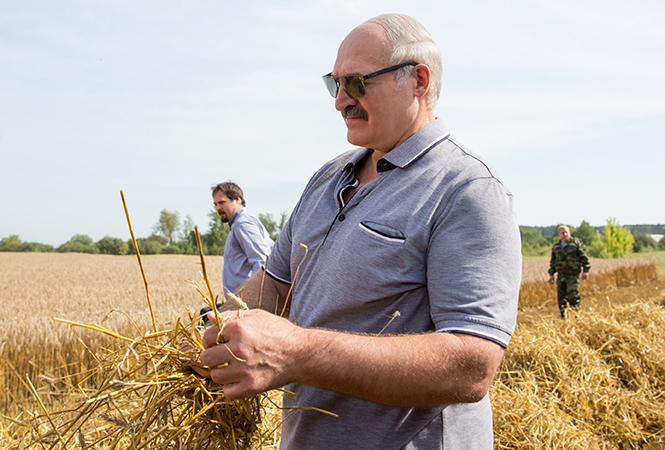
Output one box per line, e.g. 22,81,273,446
267,118,522,450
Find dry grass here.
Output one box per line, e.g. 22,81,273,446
0,252,282,449
0,253,224,414
1,252,664,449
493,297,665,449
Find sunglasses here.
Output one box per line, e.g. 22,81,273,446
322,62,418,99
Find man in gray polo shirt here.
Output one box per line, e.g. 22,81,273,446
197,13,522,449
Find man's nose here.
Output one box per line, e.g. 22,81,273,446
335,86,357,111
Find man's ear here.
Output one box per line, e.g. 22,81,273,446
413,64,431,99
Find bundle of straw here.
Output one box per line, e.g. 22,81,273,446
0,192,278,449
4,317,273,450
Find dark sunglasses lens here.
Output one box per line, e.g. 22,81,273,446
323,75,339,98
341,76,365,99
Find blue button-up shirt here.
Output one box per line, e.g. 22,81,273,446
222,207,274,294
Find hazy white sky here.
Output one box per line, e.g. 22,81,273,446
1,0,664,246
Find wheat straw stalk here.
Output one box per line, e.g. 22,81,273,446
120,190,157,333
194,225,220,329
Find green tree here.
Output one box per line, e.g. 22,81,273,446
632,232,657,253
0,235,53,252
601,218,635,258
95,236,129,255
181,214,195,242
160,240,196,255
573,220,595,246
202,209,229,255
128,235,168,255
153,210,181,245
259,211,289,241
22,241,54,252
588,233,610,258
0,235,24,252
519,226,549,257
658,236,665,251
58,234,99,254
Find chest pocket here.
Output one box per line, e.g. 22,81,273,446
358,221,406,245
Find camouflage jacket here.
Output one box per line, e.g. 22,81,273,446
548,237,591,276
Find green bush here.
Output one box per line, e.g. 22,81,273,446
632,232,657,253
162,241,197,255
57,235,99,254
588,236,610,258
129,236,167,255
0,235,24,252
0,235,55,252
95,236,129,255
520,227,550,257
602,218,634,258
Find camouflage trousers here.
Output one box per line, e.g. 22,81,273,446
556,274,581,318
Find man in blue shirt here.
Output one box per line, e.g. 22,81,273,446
211,181,274,295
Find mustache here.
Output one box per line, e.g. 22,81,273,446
342,106,368,121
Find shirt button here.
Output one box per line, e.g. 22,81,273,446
339,214,346,221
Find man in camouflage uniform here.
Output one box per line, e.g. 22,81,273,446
548,225,591,318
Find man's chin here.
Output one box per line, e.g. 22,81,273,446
346,129,371,148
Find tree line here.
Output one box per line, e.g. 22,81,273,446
520,219,665,259
0,209,289,256
2,215,663,258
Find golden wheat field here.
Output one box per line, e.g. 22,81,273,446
1,252,664,449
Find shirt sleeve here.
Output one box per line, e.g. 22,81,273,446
548,247,557,275
578,240,591,273
427,177,522,348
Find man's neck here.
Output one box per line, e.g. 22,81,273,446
373,113,435,161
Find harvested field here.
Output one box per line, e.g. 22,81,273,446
1,252,664,449
493,292,665,449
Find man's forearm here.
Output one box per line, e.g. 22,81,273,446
201,308,504,408
292,328,504,407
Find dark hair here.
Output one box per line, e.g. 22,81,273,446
211,181,246,207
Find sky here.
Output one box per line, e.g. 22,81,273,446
1,0,664,247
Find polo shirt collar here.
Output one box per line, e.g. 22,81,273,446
342,118,451,174
381,118,450,170
343,147,372,171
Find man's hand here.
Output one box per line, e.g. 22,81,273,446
581,272,589,281
548,275,555,285
199,309,302,400
195,307,504,408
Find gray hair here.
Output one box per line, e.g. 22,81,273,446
365,14,442,111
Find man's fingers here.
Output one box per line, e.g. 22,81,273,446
223,382,249,401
